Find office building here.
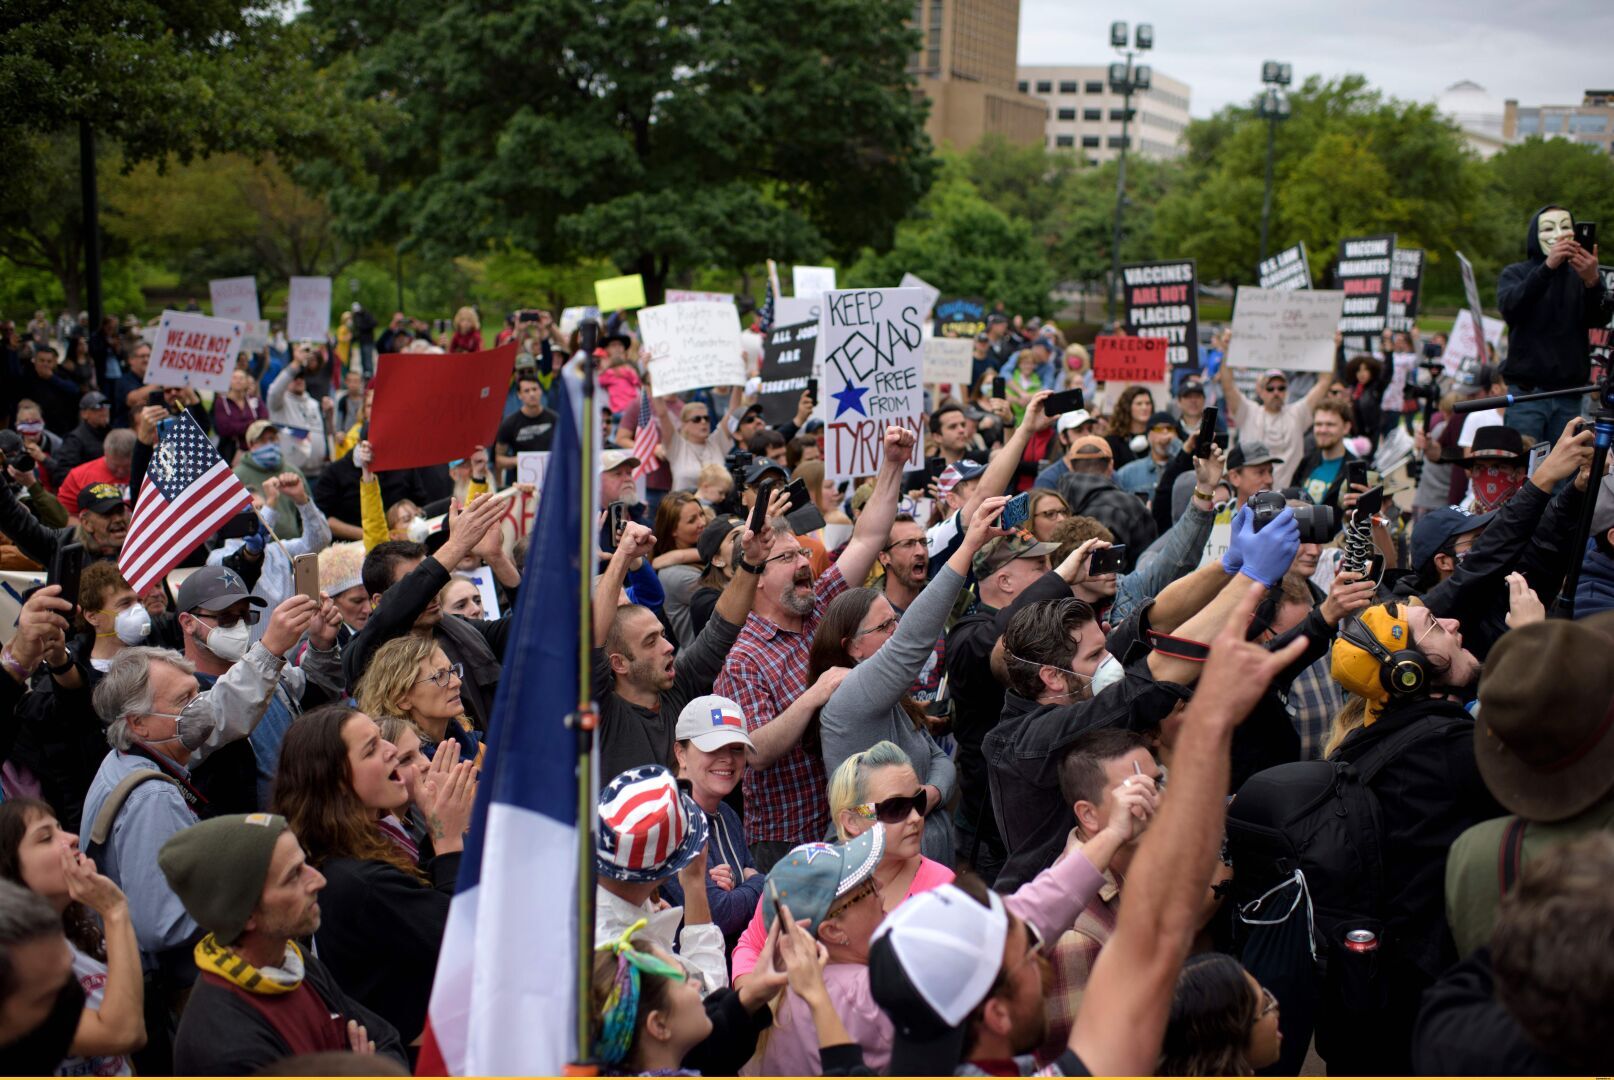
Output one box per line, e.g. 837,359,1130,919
910,0,1049,149
1017,64,1191,163
1503,90,1614,156
1435,80,1513,160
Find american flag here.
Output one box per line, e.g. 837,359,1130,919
119,412,255,595
756,273,776,334
630,389,660,480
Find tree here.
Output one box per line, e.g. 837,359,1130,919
307,0,936,301
1484,137,1614,262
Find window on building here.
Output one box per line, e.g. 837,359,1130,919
1517,113,1539,135
1543,113,1564,133
1109,108,1134,122
1085,80,1103,93
1059,81,1078,94
1082,135,1101,148
1083,108,1101,121
1107,135,1131,149
1057,108,1076,120
1018,80,1029,93
1036,81,1052,93
1055,134,1075,148
1570,114,1609,134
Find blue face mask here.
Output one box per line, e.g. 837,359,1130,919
248,445,283,471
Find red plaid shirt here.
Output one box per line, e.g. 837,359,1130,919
715,563,849,845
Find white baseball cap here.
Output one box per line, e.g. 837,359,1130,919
675,695,756,752
1056,408,1094,434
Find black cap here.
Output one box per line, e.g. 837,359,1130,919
1144,412,1182,437
697,515,742,566
79,391,110,410
744,460,787,486
1227,441,1283,470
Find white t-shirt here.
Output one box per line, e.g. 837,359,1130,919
662,421,733,492
57,945,132,1077
1234,399,1313,490
1458,408,1503,448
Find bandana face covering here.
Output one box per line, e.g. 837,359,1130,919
1470,464,1523,513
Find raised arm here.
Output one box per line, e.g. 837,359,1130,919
1302,370,1332,414
834,425,916,585
593,522,653,648
966,391,1053,521
1218,360,1249,422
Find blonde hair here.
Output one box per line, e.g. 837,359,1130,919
826,741,914,840
453,306,480,334
355,634,441,726
1323,697,1369,759
374,714,430,751
696,463,731,493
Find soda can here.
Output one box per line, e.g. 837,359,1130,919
1343,929,1378,953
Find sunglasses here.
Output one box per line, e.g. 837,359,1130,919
853,790,927,824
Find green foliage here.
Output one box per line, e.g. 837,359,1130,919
1483,138,1614,260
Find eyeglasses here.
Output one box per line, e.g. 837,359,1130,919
1412,616,1451,648
852,790,927,824
415,661,464,688
882,537,926,553
763,547,813,567
1258,986,1280,1018
683,414,711,425
853,613,900,638
1035,507,1069,521
195,609,260,629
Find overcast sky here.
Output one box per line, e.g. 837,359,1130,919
1017,0,1614,118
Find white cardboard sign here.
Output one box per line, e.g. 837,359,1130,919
792,265,837,300
819,287,926,480
923,336,973,387
209,276,260,322
1226,287,1346,373
900,273,942,324
665,289,735,305
286,276,332,342
639,302,745,397
145,310,244,393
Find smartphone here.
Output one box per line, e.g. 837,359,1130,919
1575,221,1597,252
1089,545,1126,576
999,491,1031,531
49,542,85,612
517,310,540,324
292,552,320,602
1193,406,1219,459
805,377,818,403
925,455,946,482
600,501,628,554
781,477,813,513
1346,460,1368,489
145,388,167,408
1042,387,1084,418
750,479,774,535
990,375,1007,400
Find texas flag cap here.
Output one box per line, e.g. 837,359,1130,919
675,694,756,752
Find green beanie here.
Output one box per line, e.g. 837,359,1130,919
158,813,287,945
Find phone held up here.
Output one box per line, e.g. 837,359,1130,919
1575,221,1597,253
49,541,85,614
292,552,320,603
999,492,1031,532
1088,545,1126,576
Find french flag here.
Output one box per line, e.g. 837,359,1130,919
417,379,586,1076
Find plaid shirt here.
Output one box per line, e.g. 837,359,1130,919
1038,871,1120,1063
1288,651,1344,761
715,563,849,845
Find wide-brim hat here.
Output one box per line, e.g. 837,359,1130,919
1475,612,1614,822
1463,425,1526,464
595,765,709,883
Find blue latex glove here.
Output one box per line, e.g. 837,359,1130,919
243,521,270,559
1238,507,1300,587
1220,505,1250,576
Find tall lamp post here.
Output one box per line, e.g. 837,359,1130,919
1257,61,1292,264
1105,20,1152,324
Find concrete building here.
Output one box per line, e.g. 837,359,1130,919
910,0,1048,149
1016,64,1191,163
1503,90,1614,156
1435,80,1513,160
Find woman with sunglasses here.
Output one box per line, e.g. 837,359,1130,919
812,497,1013,866
1157,953,1282,1076
355,634,482,764
651,386,744,494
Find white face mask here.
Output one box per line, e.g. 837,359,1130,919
113,604,151,645
1537,208,1573,253
199,619,252,662
406,516,431,544
1090,653,1125,695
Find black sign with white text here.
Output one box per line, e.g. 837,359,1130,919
1387,247,1424,333
759,320,817,427
1121,260,1199,368
1335,233,1395,351
1258,243,1312,291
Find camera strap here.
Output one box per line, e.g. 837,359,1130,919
1145,629,1210,662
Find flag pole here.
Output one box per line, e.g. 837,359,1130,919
767,259,783,305
570,325,601,1074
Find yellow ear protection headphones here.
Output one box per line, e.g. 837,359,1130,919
1338,603,1427,696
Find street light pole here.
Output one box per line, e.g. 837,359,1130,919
1257,62,1292,266
1259,106,1277,263
1106,21,1152,325
1107,58,1131,325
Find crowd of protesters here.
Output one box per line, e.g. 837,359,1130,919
2,204,1613,1076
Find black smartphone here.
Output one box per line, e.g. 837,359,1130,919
1042,387,1084,418
750,479,774,535
1193,406,1219,459
1575,221,1597,252
781,477,813,513
991,375,1006,400
805,377,818,402
49,541,85,612
1346,460,1368,489
1089,545,1125,576
518,310,541,324
145,388,166,408
599,501,628,554
925,455,946,481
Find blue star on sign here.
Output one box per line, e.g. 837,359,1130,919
832,382,869,419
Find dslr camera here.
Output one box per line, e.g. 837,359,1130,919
1247,489,1337,544
720,449,754,517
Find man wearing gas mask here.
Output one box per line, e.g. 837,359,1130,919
1496,206,1613,444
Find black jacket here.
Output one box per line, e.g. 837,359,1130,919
1056,471,1158,572
1333,696,1501,980
0,475,112,569
312,452,433,532
47,421,106,478
311,851,460,1044
684,990,774,1076
1411,948,1562,1076
10,653,107,833
1497,206,1614,390
1291,445,1362,511
172,947,407,1075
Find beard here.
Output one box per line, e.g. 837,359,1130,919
779,566,816,616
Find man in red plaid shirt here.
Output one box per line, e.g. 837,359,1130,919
714,425,915,871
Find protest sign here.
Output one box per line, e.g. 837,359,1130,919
792,265,837,300
899,273,942,324
1334,234,1395,350
1593,266,1614,366
638,301,745,397
594,274,647,311
923,337,973,387
286,276,332,342
759,321,818,426
1455,249,1491,365
665,289,735,305
819,287,925,480
240,318,271,355
459,566,502,622
933,297,986,338
1226,287,1346,373
515,451,550,493
1445,309,1504,370
559,306,600,337
209,276,260,321
774,297,820,328
145,310,244,393
1121,260,1199,368
368,342,517,471
1387,247,1424,333
1257,243,1312,291
897,494,934,526
1093,336,1168,384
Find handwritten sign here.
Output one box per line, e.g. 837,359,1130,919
595,274,647,311
1121,260,1199,368
1257,244,1311,291
1093,336,1168,384
900,273,942,324
240,319,270,355
819,287,925,480
1226,287,1346,373
1387,248,1424,333
934,297,986,338
923,336,973,387
638,301,745,397
792,265,837,300
559,306,599,337
146,310,244,393
209,276,260,321
774,296,820,328
286,276,332,342
760,321,818,427
665,289,735,305
1334,234,1395,351
515,450,550,492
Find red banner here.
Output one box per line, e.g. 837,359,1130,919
1092,335,1168,384
368,342,517,471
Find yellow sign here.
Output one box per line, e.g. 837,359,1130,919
594,274,647,311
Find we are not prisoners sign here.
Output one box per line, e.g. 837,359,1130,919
147,310,243,393
820,287,925,480
1121,260,1199,368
